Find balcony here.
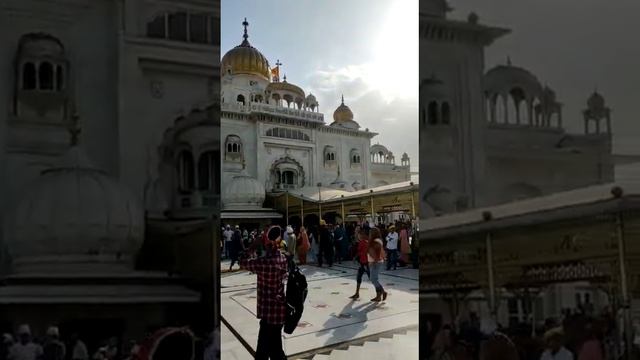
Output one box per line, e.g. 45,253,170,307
272,183,297,191
222,102,324,123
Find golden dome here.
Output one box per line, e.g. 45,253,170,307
221,18,270,81
266,77,305,99
333,95,354,123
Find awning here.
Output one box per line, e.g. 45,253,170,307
0,284,201,304
420,181,640,238
221,210,283,219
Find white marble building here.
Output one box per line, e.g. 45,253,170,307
420,0,617,328
220,19,411,218
420,0,614,217
0,0,219,339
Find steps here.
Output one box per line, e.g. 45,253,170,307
307,329,418,360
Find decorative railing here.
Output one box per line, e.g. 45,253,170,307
221,102,324,122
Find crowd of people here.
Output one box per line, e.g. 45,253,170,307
426,307,631,360
221,219,419,272
0,324,216,360
233,219,418,359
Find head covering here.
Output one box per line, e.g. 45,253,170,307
320,219,327,226
47,326,59,337
286,226,294,234
18,324,31,335
389,225,396,231
235,225,240,229
544,327,564,340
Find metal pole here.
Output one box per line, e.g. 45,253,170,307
300,196,304,226
317,183,322,220
616,211,633,360
285,190,289,226
486,231,497,319
341,195,346,224
370,192,375,225
411,190,416,219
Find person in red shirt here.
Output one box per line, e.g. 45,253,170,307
349,229,371,300
240,225,288,360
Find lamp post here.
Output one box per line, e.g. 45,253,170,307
317,182,322,221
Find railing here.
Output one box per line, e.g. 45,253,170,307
221,102,324,122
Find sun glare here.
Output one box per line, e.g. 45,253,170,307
369,0,419,102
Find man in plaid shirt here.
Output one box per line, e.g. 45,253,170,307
240,225,288,359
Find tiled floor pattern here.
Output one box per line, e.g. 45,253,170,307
221,262,419,358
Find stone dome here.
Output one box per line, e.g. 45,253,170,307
222,174,266,209
306,94,317,103
484,63,543,99
221,19,270,81
333,95,354,123
588,91,606,111
4,146,144,274
266,79,306,100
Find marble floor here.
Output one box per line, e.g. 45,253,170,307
221,260,419,359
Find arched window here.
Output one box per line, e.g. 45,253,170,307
225,135,243,162
281,170,296,186
266,127,310,141
147,14,166,38
237,94,245,105
176,150,195,191
23,62,36,90
324,146,336,165
39,62,54,90
441,102,451,124
428,101,439,125
198,151,218,191
147,13,217,45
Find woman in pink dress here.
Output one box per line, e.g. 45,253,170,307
399,223,411,264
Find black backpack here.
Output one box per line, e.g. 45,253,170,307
284,257,308,334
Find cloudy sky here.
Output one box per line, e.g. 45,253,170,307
451,0,640,155
222,0,419,172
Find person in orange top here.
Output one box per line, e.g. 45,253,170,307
349,229,371,300
398,223,411,264
297,226,310,265
368,227,387,302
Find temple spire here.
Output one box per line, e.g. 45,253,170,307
242,18,249,44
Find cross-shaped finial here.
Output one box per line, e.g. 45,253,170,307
242,18,249,42
275,59,282,67
69,112,81,146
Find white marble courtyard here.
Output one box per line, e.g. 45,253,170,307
221,261,419,359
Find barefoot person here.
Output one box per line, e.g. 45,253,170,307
349,229,370,300
368,227,387,302
239,225,288,359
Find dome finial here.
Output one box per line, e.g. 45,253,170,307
341,94,344,105
68,112,81,147
283,74,287,82
242,18,249,44
507,56,512,66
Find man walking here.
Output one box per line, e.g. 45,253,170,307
317,220,333,267
240,226,288,359
333,223,346,264
223,225,234,259
385,225,399,270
